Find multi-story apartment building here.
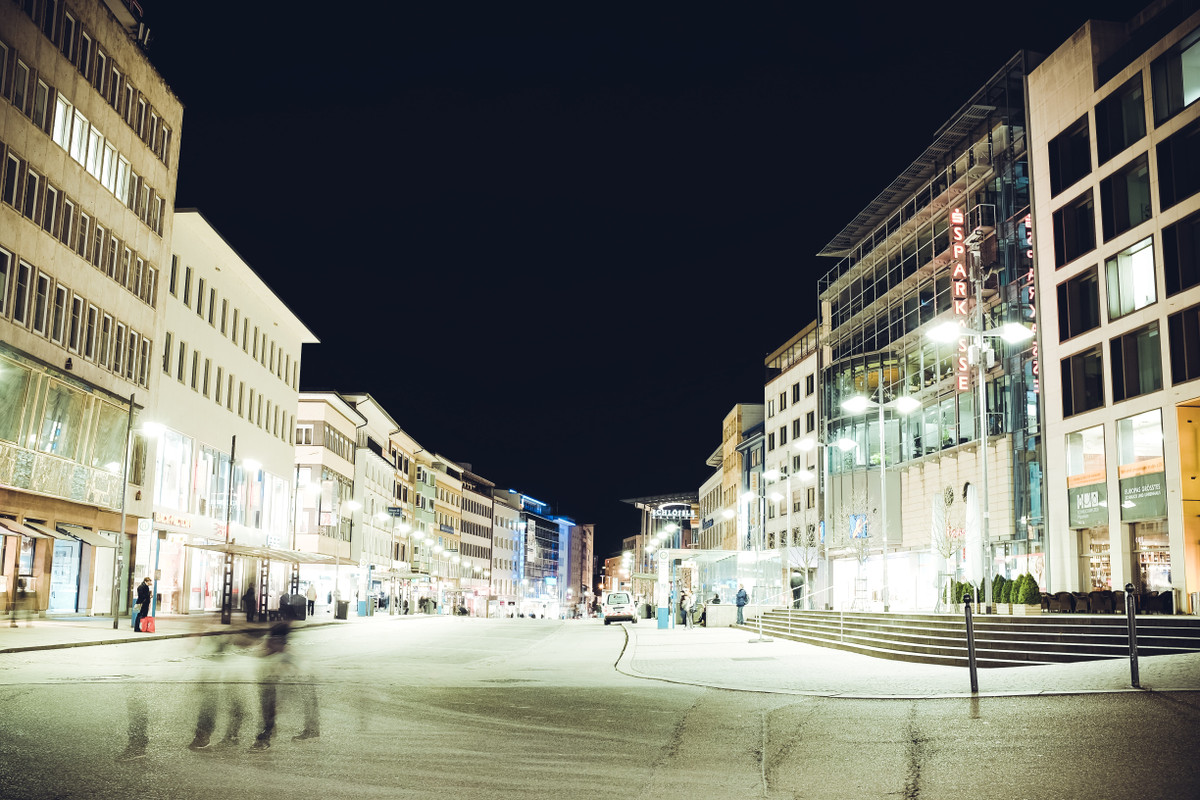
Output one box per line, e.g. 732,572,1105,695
458,464,494,616
1031,0,1200,611
697,470,724,550
411,449,439,607
763,321,822,605
817,53,1041,611
387,425,419,608
1,0,181,616
294,391,363,609
490,489,521,614
431,455,464,610
146,210,317,615
340,393,403,614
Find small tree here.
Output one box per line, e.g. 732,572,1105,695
1010,574,1027,606
1017,573,1040,605
992,575,1007,604
999,577,1012,604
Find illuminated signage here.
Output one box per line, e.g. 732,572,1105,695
153,512,192,529
950,207,971,392
651,504,696,520
1023,213,1039,393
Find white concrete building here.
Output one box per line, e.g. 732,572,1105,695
491,490,520,614
147,209,317,614
762,321,822,606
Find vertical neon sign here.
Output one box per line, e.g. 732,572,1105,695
950,207,971,392
1023,213,1038,393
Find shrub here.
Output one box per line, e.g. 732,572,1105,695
957,581,977,604
1018,573,1040,605
998,577,1011,604
993,576,1007,604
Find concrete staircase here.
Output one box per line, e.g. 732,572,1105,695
733,609,1200,668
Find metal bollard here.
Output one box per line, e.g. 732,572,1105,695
964,596,979,694
1125,582,1140,689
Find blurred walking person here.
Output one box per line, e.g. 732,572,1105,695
188,635,248,751
251,620,319,751
306,583,317,616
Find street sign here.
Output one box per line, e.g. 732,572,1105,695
387,507,404,517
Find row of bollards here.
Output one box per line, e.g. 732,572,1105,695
962,582,1142,694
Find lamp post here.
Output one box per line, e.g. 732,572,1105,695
929,319,1033,609
110,393,136,629
841,373,921,612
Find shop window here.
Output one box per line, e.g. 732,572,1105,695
1162,207,1200,295
1117,410,1165,523
89,401,126,472
1066,425,1107,529
1157,115,1200,211
1048,115,1091,197
1056,267,1100,341
1105,237,1156,320
1061,346,1105,418
0,356,32,443
37,380,85,459
1110,322,1162,402
1150,26,1200,125
1100,152,1152,241
1096,74,1146,165
1052,190,1096,267
1080,528,1112,589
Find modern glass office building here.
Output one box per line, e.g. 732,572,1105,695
816,53,1044,610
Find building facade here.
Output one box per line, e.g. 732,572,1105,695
817,53,1042,611
0,0,180,617
1031,1,1200,611
762,322,822,606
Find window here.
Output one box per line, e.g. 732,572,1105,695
1056,267,1101,341
169,255,178,296
112,322,126,375
202,358,211,397
806,410,816,433
22,169,40,222
78,33,92,80
145,265,157,306
31,271,50,335
1053,190,1097,267
196,278,206,318
220,299,228,334
791,383,801,403
1100,153,1152,241
12,261,32,326
208,288,216,325
1117,410,1165,523
162,331,172,374
125,331,137,380
779,425,787,446
176,341,186,382
138,338,150,387
1062,346,1105,417
1111,323,1162,403
76,214,89,259
182,266,192,307
1,152,20,208
52,93,73,149
1163,208,1200,297
60,198,74,246
767,432,775,451
0,249,10,317
38,381,85,458
232,309,240,345
83,305,97,360
1048,115,1091,197
1151,27,1200,125
1168,300,1200,384
1157,116,1200,211
190,350,200,391
42,184,58,236
50,284,67,344
67,294,82,352
98,314,113,368
1097,74,1145,165
32,80,49,131
13,60,29,114
215,366,224,405
1106,237,1156,320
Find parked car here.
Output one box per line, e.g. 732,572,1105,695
602,591,637,625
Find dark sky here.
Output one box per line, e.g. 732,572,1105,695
143,1,1149,557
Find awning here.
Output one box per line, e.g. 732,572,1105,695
23,521,72,540
57,524,117,548
185,542,354,566
0,518,48,538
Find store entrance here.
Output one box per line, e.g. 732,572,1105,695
1176,405,1200,612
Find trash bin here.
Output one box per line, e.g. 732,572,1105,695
334,600,349,620
290,595,307,621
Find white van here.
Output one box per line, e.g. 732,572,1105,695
602,591,637,625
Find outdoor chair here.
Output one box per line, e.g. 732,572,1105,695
1088,590,1114,614
1071,592,1092,612
1048,592,1075,613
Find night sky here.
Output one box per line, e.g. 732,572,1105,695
143,1,1150,557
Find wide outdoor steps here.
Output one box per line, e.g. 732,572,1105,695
733,609,1200,668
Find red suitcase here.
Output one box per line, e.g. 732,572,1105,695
139,616,155,633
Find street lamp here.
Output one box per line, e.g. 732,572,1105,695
928,318,1033,608
840,379,920,612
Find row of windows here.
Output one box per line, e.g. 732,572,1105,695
160,329,293,446
436,486,461,507
167,257,300,393
11,0,173,165
1061,322,1163,417
0,38,167,237
0,247,151,388
767,374,817,418
1,144,159,308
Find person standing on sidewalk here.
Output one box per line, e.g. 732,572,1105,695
306,583,317,616
736,584,748,625
134,577,152,632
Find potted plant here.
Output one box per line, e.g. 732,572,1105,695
1011,573,1042,615
994,575,1010,614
